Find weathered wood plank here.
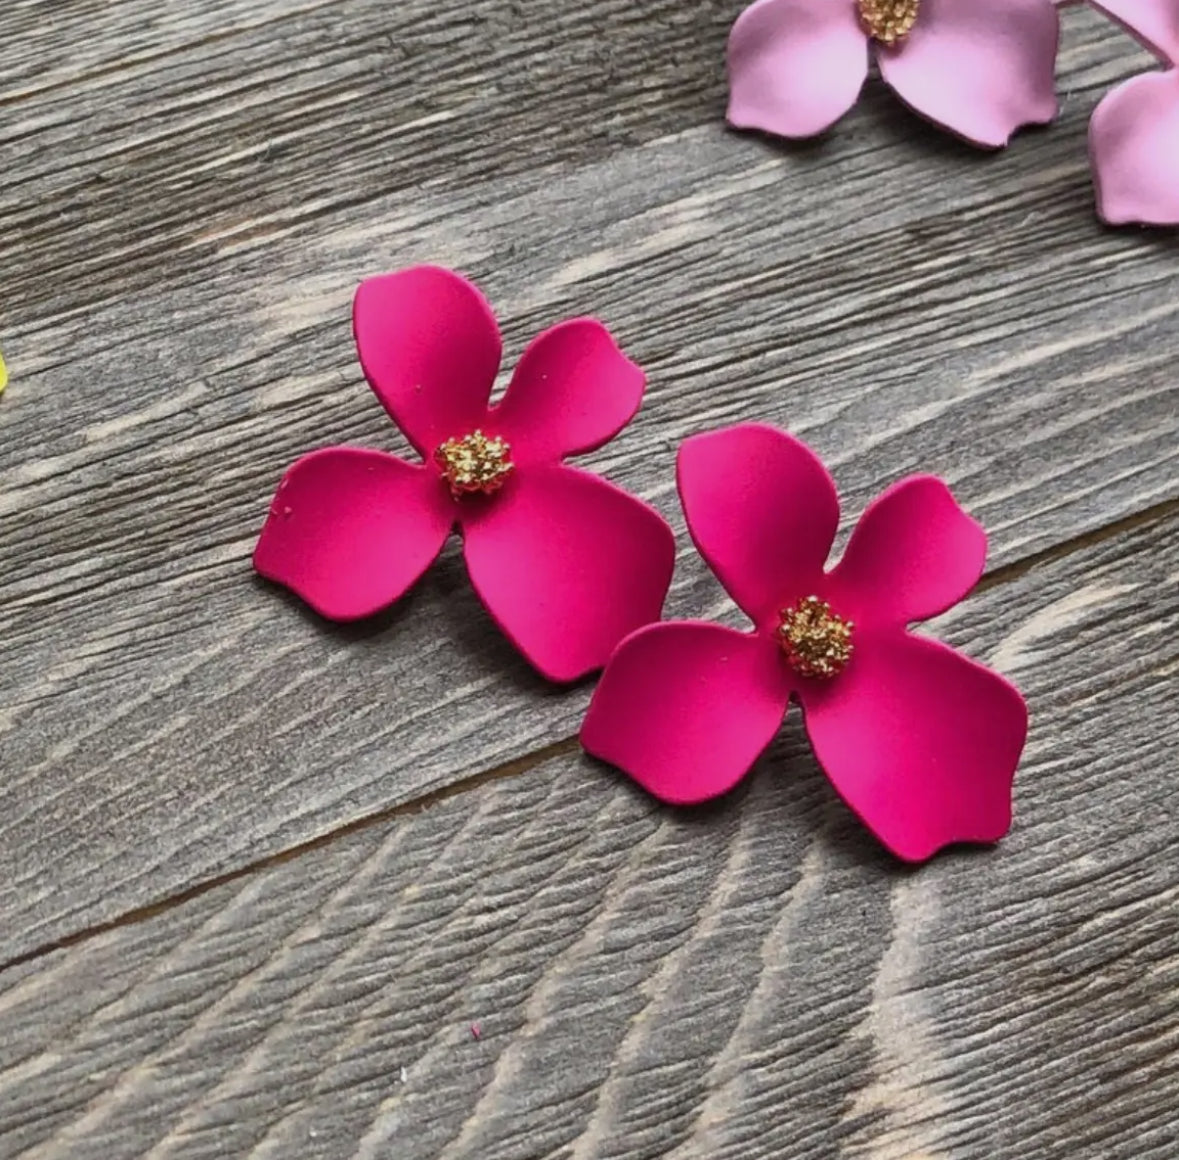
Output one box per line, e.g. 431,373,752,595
1,509,1174,1159
0,0,740,323
1,6,1177,958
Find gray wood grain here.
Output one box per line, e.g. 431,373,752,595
0,0,738,320
1,507,1175,1160
3,3,1178,961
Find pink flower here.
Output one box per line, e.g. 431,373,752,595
254,266,676,682
1086,0,1179,225
727,0,1061,148
581,424,1028,863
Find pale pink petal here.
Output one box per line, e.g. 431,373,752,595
727,0,870,139
461,465,675,681
1086,0,1179,64
677,424,839,632
824,475,986,629
491,319,645,466
802,632,1028,862
353,267,502,459
878,0,1060,148
1090,71,1179,226
254,447,454,621
581,622,792,804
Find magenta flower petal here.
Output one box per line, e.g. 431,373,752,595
254,447,454,621
491,319,645,466
461,465,675,682
727,0,869,139
1090,71,1179,226
877,0,1060,148
581,622,792,804
353,267,503,459
802,633,1028,862
1086,0,1179,63
825,475,986,629
678,423,839,631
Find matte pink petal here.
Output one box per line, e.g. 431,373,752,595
491,319,645,466
1090,71,1179,226
353,267,502,459
678,424,839,631
878,0,1060,148
824,475,986,629
254,447,454,621
802,632,1028,862
1086,0,1179,64
461,465,675,681
727,0,869,139
581,622,792,804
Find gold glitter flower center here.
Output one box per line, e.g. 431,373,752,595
857,0,920,46
777,596,855,680
434,430,514,496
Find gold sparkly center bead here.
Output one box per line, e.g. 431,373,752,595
434,430,514,496
777,596,855,680
857,0,920,46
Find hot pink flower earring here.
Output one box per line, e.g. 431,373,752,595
726,0,1061,148
1085,0,1179,225
254,266,676,682
581,423,1029,863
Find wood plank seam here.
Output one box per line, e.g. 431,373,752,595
0,736,580,977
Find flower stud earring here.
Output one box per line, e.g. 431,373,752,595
1085,0,1179,226
726,0,1061,148
254,266,676,683
581,422,1029,863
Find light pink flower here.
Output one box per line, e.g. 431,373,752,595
581,423,1028,863
254,266,675,683
1085,0,1179,225
727,0,1061,148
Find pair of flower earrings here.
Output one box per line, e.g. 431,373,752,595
255,267,1028,865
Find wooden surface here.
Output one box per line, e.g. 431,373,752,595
1,2,1177,1156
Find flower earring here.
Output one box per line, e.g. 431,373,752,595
581,423,1028,863
254,267,676,682
1085,0,1179,226
726,0,1061,148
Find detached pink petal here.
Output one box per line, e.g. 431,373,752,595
581,622,791,804
462,465,675,681
254,447,454,621
727,0,869,139
1091,71,1179,226
878,0,1060,148
678,424,839,631
353,267,502,459
1086,0,1179,64
802,632,1028,862
492,319,645,466
825,475,986,629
